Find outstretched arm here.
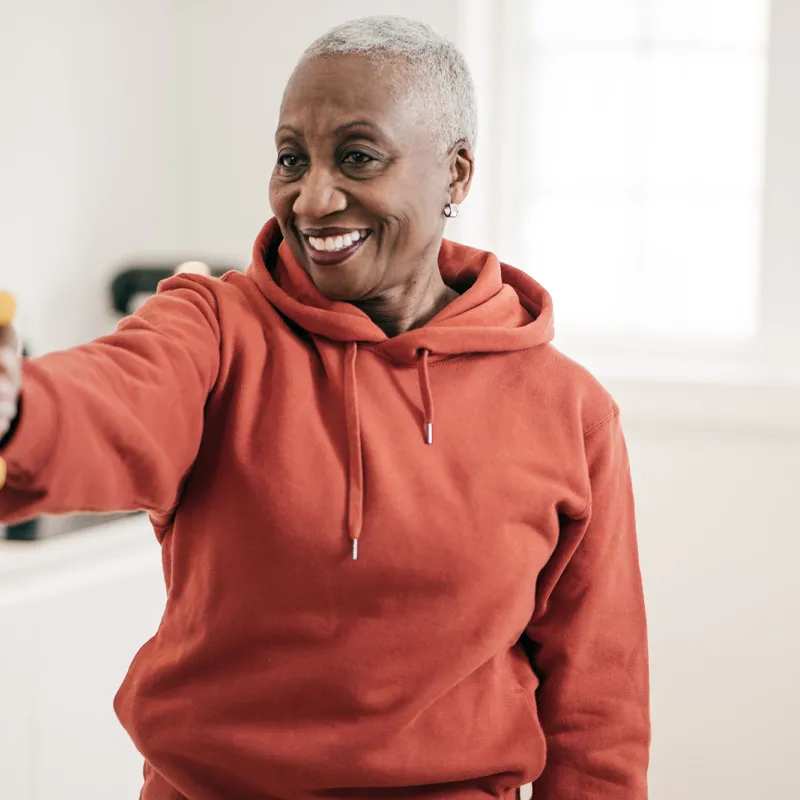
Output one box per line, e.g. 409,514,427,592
0,275,221,523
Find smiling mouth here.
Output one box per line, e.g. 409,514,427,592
300,228,371,267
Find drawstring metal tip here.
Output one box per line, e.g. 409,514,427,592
425,422,433,445
352,539,359,561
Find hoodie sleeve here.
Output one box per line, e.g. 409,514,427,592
525,408,650,799
0,275,221,523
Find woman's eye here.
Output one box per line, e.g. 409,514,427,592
342,151,373,165
278,154,303,169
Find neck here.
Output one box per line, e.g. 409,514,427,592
354,264,459,338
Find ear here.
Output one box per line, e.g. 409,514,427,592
447,141,475,205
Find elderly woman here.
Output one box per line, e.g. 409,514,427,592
0,15,649,800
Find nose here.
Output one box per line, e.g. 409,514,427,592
292,165,347,219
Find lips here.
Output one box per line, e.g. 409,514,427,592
300,229,371,267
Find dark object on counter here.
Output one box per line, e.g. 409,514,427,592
5,519,39,540
4,512,143,541
111,263,239,315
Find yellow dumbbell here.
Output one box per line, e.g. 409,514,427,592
0,292,14,326
0,291,17,489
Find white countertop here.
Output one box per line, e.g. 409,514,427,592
0,513,166,800
0,513,160,603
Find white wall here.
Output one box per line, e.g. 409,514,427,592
620,407,800,800
760,0,800,345
0,0,188,354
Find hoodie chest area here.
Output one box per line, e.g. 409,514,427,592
196,345,582,584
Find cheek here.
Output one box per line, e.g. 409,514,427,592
367,188,438,243
373,212,436,270
268,175,291,217
385,172,445,235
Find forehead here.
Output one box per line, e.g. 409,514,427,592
278,54,419,139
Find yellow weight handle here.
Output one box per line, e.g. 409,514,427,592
0,292,14,327
0,291,17,489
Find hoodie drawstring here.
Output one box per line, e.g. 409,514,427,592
344,342,364,561
343,345,435,561
418,349,434,445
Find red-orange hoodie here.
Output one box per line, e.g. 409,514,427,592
0,218,649,799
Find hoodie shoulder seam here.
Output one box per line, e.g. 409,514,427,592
576,406,621,519
582,405,620,438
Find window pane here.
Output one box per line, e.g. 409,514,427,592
525,51,642,189
508,0,769,343
523,194,636,331
642,195,760,339
528,0,642,42
645,51,768,191
650,0,771,45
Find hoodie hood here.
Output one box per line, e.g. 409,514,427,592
246,217,554,363
246,217,556,560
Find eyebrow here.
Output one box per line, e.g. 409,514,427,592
275,120,386,140
333,120,384,136
275,124,302,139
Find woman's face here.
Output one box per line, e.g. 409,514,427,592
269,54,472,302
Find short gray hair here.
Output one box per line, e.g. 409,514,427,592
296,15,477,154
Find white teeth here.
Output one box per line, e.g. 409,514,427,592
306,229,367,252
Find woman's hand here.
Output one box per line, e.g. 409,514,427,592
0,292,21,443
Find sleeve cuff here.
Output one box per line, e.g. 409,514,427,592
0,361,60,489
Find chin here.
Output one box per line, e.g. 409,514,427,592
308,267,369,303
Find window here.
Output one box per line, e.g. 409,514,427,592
462,0,771,345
